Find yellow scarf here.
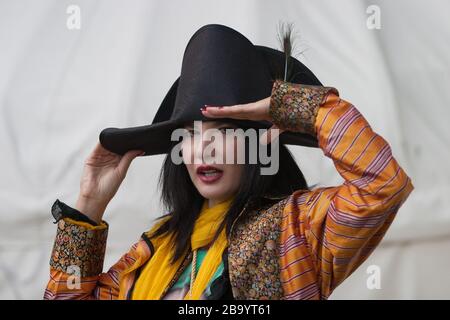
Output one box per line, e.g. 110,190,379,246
132,196,234,300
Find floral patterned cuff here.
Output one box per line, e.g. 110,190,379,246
49,218,108,277
269,79,339,136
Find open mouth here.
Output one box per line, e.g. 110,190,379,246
196,165,224,183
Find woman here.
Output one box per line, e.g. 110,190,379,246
44,24,414,300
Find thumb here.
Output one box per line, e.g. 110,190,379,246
260,125,284,146
117,150,145,176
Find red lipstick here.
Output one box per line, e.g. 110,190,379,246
196,165,223,184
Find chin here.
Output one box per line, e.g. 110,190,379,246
196,184,229,200
198,189,224,200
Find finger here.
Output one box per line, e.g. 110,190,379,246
201,105,266,120
117,150,145,176
202,97,270,121
92,141,116,157
202,104,252,120
260,124,284,146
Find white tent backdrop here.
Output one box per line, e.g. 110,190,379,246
0,0,449,299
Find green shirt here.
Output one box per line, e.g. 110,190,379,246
162,247,224,299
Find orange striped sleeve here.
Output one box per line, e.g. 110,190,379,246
270,80,414,299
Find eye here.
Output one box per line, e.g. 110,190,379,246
218,127,236,134
186,128,200,136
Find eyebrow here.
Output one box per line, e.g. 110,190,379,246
216,122,238,128
184,122,238,129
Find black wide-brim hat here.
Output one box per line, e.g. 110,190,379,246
99,24,323,156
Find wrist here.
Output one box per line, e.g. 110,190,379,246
75,196,107,224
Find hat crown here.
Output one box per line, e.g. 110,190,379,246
170,24,273,124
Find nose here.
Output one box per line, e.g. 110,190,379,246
192,123,216,163
194,127,216,163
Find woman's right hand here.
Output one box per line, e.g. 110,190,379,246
75,142,144,224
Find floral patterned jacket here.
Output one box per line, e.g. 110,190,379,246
44,79,414,300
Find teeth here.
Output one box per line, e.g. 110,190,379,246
199,168,222,177
203,171,219,177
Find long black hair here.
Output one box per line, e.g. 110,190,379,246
147,125,310,265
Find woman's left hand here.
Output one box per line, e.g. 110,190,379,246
201,97,284,145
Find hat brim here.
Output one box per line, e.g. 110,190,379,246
99,119,180,156
99,118,318,157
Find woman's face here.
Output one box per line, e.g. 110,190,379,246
182,120,244,207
